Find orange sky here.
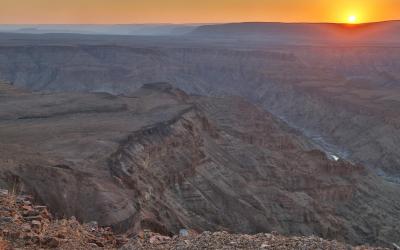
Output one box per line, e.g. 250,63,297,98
0,0,399,24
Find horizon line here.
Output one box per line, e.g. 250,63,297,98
0,19,399,26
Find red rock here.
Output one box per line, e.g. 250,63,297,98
88,239,105,247
21,223,31,232
41,237,60,248
31,220,41,226
21,205,33,211
149,235,170,244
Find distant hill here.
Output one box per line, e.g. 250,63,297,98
190,21,400,43
0,24,199,36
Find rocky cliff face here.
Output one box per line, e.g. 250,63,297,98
0,81,399,247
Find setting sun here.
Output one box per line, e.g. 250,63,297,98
348,15,357,23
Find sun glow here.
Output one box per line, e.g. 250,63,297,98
347,15,357,24
0,0,397,24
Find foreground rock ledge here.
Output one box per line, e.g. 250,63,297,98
0,189,126,249
0,189,389,250
122,231,390,250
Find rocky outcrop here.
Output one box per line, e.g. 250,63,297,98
0,189,126,249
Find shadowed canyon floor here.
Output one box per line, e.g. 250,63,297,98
0,82,400,247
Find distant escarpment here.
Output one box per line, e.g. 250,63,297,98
0,81,399,247
190,21,400,43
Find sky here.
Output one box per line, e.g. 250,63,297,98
0,0,399,24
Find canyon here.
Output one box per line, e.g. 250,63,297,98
0,34,399,179
0,81,399,247
1,22,400,247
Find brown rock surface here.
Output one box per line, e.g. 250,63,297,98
1,189,388,250
0,189,126,249
121,231,388,250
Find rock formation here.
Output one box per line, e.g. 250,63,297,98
0,189,126,249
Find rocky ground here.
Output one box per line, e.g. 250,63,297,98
122,231,390,250
0,189,391,250
0,189,127,249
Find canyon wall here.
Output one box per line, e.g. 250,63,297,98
1,44,400,178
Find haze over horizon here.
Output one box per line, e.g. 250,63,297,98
1,0,400,25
